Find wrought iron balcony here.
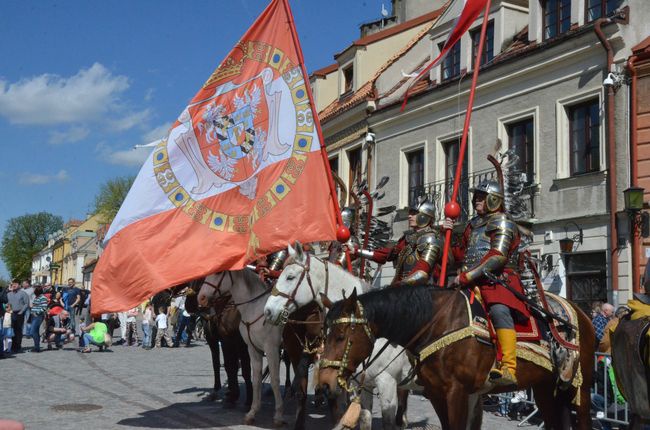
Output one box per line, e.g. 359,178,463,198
408,168,537,223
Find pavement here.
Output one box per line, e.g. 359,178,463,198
1,336,532,430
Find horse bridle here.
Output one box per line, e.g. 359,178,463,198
270,253,329,325
319,299,375,393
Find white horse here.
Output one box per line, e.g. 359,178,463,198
197,269,285,426
264,242,415,430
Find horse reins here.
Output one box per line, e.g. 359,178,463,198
270,253,330,326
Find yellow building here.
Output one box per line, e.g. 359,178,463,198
61,215,103,285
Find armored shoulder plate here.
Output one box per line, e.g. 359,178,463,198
469,215,488,229
485,212,516,233
416,230,442,267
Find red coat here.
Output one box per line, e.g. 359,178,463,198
371,236,435,285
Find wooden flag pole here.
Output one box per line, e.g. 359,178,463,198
438,0,493,286
282,0,353,270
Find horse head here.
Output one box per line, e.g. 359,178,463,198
197,272,232,309
264,241,317,325
317,288,376,399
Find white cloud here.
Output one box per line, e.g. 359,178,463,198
19,169,69,185
0,63,129,125
96,142,152,167
110,108,152,132
48,126,90,145
142,122,172,143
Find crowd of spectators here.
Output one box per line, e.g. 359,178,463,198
0,280,198,358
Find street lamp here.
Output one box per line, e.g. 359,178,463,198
623,186,649,237
559,221,583,254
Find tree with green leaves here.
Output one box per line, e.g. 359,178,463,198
93,175,135,224
1,212,63,280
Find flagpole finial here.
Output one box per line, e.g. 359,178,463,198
444,201,461,219
336,225,351,242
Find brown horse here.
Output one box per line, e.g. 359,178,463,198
318,286,594,430
186,281,253,406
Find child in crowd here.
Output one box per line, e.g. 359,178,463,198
155,306,171,348
142,303,153,349
125,307,139,346
2,304,14,352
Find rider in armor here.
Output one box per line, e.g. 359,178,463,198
329,207,361,269
353,200,443,287
256,249,289,284
445,179,529,386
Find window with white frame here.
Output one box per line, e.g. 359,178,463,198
507,118,535,186
406,149,425,207
568,99,601,176
470,21,494,69
343,65,354,94
585,0,623,22
443,138,469,219
440,42,461,81
543,0,571,40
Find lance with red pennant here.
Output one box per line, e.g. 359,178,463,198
92,0,349,314
437,0,493,286
400,0,493,285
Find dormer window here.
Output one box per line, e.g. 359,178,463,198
585,0,623,22
543,0,571,40
471,21,494,68
343,65,354,93
440,42,461,81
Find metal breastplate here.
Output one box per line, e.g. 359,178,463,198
462,219,491,272
394,230,426,277
329,237,359,267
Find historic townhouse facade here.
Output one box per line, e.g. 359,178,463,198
312,0,649,310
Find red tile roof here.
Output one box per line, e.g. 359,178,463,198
312,63,338,78
319,5,448,123
632,36,650,54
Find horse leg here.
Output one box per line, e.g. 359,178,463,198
283,349,293,399
466,394,483,430
265,341,286,427
358,378,374,430
221,335,240,407
427,390,449,429
395,387,409,428
244,346,264,425
291,353,311,430
375,373,398,430
238,336,253,407
532,384,563,429
205,327,222,401
443,384,470,430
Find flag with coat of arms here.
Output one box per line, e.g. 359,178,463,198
92,0,337,314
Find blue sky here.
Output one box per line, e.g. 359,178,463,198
0,0,390,278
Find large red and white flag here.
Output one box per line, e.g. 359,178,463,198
92,0,337,314
401,0,489,109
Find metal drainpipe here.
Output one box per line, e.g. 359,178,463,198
594,9,628,295
628,54,640,292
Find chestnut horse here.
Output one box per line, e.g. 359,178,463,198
318,286,595,430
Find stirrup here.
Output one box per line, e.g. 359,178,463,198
489,366,517,386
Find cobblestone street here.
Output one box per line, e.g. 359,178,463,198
1,337,528,430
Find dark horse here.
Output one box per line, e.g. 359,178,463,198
185,282,253,407
318,286,595,430
611,313,650,429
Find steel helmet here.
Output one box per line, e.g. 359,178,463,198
471,179,504,212
413,200,436,228
340,207,356,229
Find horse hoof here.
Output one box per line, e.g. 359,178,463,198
244,414,255,425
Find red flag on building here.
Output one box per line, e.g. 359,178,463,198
92,0,337,314
401,0,489,109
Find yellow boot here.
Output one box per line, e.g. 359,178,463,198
489,328,518,386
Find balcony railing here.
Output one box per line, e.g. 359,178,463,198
408,169,537,223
